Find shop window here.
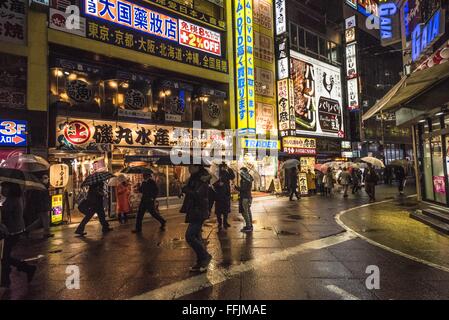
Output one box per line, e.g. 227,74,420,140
49,60,103,113
432,118,442,131
431,135,446,204
423,138,435,201
192,88,228,130
154,81,193,124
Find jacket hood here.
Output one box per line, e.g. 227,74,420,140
240,171,253,182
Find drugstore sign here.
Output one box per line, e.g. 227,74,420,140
0,120,27,147
235,0,256,134
81,0,227,73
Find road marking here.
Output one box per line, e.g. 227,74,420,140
325,285,360,300
130,231,357,300
336,195,449,274
23,254,45,262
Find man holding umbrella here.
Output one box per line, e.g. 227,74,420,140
75,171,115,237
132,170,166,233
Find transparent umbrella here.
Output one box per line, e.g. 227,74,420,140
1,154,50,172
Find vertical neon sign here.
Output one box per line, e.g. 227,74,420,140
235,0,255,134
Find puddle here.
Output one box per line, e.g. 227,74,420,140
48,249,63,254
262,227,273,231
286,215,303,220
276,230,301,236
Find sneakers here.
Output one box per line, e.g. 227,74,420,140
190,254,212,273
240,226,253,233
74,231,87,237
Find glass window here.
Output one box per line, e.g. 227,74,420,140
290,24,298,50
306,31,318,54
318,37,326,58
298,27,306,49
431,135,446,204
423,138,435,201
432,118,442,131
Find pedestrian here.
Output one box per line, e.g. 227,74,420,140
215,162,235,229
287,166,300,200
75,182,113,236
315,169,324,195
115,175,131,224
384,166,392,185
351,167,362,194
323,168,335,197
363,163,379,202
235,167,253,232
180,165,212,273
132,172,166,233
338,167,351,198
395,165,406,195
25,174,54,239
306,169,316,195
0,182,36,288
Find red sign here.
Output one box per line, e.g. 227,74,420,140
283,147,317,155
179,19,221,56
64,121,91,145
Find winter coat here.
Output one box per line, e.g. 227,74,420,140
236,172,253,199
116,182,131,214
351,169,361,185
139,179,159,203
315,171,324,185
364,168,379,184
306,172,316,190
1,196,25,235
218,168,235,197
181,168,211,223
212,180,231,214
286,167,298,189
338,171,351,186
86,184,104,209
323,172,335,188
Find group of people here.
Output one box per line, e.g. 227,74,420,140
283,163,381,203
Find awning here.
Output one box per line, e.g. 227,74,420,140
362,62,449,121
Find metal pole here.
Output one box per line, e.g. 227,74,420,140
166,165,169,209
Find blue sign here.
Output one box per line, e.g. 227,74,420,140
0,120,28,147
243,138,278,149
379,2,397,41
412,9,445,62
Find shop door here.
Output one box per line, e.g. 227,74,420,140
430,135,447,205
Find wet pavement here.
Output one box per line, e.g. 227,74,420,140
3,182,449,300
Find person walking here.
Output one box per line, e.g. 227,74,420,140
133,173,166,233
181,165,212,273
1,182,36,288
287,166,300,200
215,163,235,229
323,168,335,197
351,167,362,194
115,175,131,224
395,165,406,195
315,169,324,195
364,163,379,203
235,167,254,233
75,182,113,236
306,169,316,195
25,174,54,239
338,167,351,198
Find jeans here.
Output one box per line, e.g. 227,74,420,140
342,185,349,196
185,221,209,263
75,205,110,233
289,188,300,200
216,212,229,227
241,198,253,228
27,211,50,234
1,234,32,287
398,179,406,193
135,200,166,231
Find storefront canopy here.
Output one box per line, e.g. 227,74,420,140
362,62,449,121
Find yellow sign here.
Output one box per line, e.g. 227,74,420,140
51,194,63,224
298,172,309,195
300,157,316,173
235,0,255,134
282,137,317,155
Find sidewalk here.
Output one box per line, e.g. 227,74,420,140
339,195,449,271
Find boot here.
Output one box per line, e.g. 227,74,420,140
223,214,230,229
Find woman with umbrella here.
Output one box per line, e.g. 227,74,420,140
113,174,131,224
75,172,115,237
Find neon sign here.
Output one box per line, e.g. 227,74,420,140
379,2,397,41
235,0,255,134
412,9,445,62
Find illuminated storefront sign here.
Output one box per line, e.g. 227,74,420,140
51,194,63,224
347,78,359,111
411,9,445,62
80,0,227,73
345,15,356,29
179,19,221,56
235,0,256,134
345,17,359,111
290,51,344,138
345,27,356,43
241,138,279,149
56,117,228,150
282,137,316,155
274,0,286,35
277,79,290,136
0,120,27,147
345,0,379,17
346,0,357,10
346,43,357,79
379,1,401,46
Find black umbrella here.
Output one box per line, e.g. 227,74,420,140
0,167,46,191
121,166,154,175
81,171,115,187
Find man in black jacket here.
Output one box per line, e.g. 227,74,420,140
181,165,212,273
363,164,379,203
236,167,253,232
133,173,166,233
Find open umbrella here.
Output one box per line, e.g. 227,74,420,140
282,159,300,169
361,156,385,168
390,159,410,167
0,168,46,190
81,171,115,187
121,166,154,175
108,174,129,187
1,154,50,172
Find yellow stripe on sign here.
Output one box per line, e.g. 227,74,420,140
235,0,248,133
245,0,255,134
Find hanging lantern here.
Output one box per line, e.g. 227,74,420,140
50,164,69,188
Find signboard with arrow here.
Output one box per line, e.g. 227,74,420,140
0,120,28,147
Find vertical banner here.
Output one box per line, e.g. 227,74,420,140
277,79,290,136
235,0,256,134
245,0,256,133
274,0,286,35
235,0,248,133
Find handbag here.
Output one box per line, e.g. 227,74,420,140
77,199,90,215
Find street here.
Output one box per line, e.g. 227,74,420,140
3,183,449,300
